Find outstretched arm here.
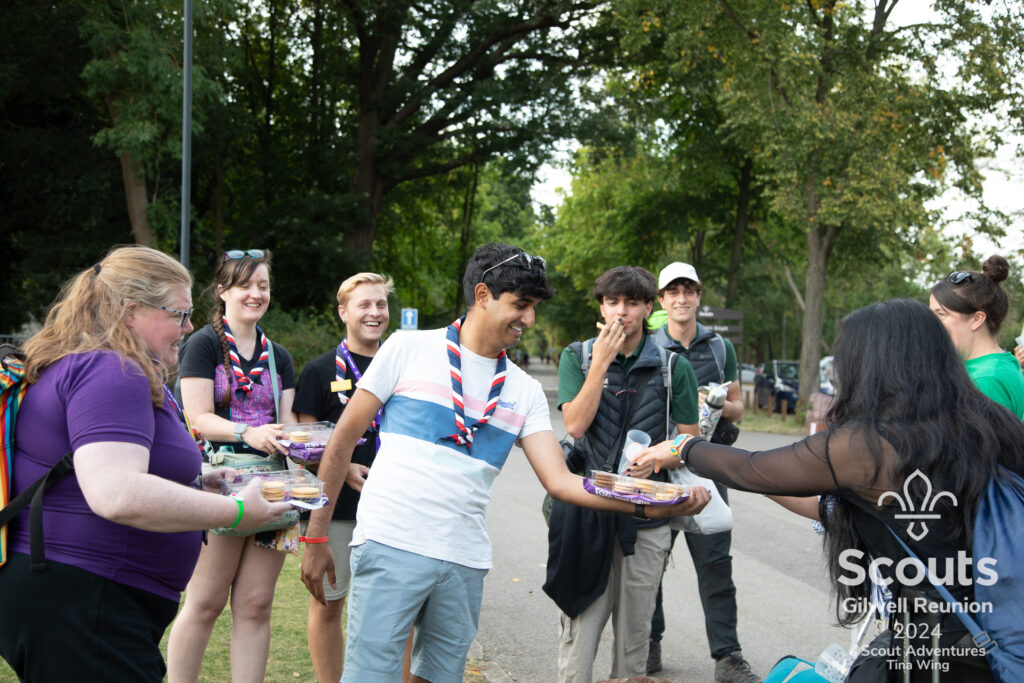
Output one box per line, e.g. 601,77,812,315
520,430,709,518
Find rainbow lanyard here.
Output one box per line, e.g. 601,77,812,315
441,317,506,451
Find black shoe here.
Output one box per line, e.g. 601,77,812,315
714,651,761,683
646,640,662,674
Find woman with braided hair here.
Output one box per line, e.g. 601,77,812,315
167,249,297,682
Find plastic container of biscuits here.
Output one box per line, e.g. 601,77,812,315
584,470,691,505
221,469,328,510
276,421,335,465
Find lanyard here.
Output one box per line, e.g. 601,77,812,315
163,385,206,460
336,339,383,448
441,317,506,451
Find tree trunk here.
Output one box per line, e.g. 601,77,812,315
347,108,384,261
118,148,156,246
799,223,839,404
725,157,753,307
454,164,481,316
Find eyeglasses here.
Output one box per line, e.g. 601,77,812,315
157,304,194,329
223,249,265,262
947,271,974,285
480,252,546,279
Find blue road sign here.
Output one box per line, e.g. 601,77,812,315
401,308,418,330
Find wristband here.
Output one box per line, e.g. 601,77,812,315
229,495,244,529
668,434,690,459
298,536,329,544
632,503,647,520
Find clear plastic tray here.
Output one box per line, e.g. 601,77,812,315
584,469,690,505
221,469,328,510
276,421,334,465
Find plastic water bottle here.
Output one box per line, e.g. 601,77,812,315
813,642,853,683
698,382,729,439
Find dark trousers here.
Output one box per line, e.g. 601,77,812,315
0,551,178,681
650,484,740,661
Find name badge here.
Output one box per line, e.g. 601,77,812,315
331,379,352,392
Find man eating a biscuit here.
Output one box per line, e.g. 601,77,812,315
300,246,709,683
544,265,700,683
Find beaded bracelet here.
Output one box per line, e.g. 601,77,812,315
668,433,691,459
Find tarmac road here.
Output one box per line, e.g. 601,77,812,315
472,362,850,682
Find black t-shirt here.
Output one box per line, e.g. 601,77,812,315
293,345,378,520
178,324,295,423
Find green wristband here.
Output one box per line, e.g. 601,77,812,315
229,496,244,529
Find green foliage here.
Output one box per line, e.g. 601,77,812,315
259,306,344,374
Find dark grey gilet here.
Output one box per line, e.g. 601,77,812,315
568,334,676,482
653,322,725,386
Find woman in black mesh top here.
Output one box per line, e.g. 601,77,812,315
639,298,1024,682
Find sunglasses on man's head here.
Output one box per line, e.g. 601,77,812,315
947,271,974,285
481,251,546,279
223,249,265,262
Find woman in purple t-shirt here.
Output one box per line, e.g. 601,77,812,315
167,249,298,683
0,246,291,682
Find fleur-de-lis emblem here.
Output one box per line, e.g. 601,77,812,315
877,469,958,541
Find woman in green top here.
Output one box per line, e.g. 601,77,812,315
929,254,1024,419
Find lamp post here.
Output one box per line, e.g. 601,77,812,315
179,0,193,268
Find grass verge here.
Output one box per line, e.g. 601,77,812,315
0,552,490,682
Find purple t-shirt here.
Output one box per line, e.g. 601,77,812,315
10,351,203,601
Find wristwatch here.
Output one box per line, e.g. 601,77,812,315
233,422,249,442
633,503,647,520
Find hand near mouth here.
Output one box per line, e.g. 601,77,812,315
592,318,627,371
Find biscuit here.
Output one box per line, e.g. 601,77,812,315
289,430,310,443
290,486,320,501
261,480,286,501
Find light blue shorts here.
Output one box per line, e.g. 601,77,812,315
342,540,488,683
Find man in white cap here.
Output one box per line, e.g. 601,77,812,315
647,262,759,683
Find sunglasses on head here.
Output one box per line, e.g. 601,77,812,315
223,249,265,262
947,271,974,285
157,304,194,329
480,251,546,279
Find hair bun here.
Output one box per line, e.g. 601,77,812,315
982,254,1009,284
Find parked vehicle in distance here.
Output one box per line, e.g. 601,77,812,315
740,363,756,385
754,360,799,413
819,355,835,396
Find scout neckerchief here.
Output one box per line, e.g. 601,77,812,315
441,317,506,450
222,316,268,397
335,338,383,448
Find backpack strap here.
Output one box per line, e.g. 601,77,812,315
266,337,280,422
0,451,75,572
656,345,677,441
884,525,993,652
708,333,726,384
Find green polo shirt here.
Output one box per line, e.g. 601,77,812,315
557,336,699,424
660,329,739,384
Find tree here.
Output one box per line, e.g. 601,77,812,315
619,0,1024,403
334,0,606,263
